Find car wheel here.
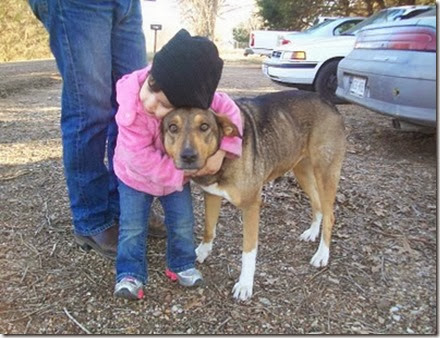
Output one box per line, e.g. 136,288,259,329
314,60,346,104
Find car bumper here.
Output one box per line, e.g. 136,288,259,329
336,57,436,128
249,48,273,56
262,61,318,85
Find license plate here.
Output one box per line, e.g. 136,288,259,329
349,76,366,97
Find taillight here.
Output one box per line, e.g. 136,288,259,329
250,33,255,47
355,26,436,52
281,39,290,45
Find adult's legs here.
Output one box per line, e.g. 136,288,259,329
29,0,122,236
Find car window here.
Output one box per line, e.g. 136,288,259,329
343,8,407,35
333,20,363,36
342,7,433,35
302,20,335,34
401,8,433,19
414,8,436,17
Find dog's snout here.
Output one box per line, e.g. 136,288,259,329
180,148,198,164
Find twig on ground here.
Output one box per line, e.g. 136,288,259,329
20,265,29,283
212,317,231,334
369,227,435,247
43,200,52,227
24,318,32,334
306,267,328,283
10,304,52,323
50,241,58,257
0,169,29,181
380,255,388,285
63,307,92,334
343,267,367,294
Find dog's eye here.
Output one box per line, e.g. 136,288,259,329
169,124,178,133
200,123,209,132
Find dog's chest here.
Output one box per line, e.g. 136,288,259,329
199,183,232,203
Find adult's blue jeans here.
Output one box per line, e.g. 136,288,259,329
28,0,147,236
116,181,197,284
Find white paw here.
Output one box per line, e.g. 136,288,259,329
232,249,257,301
195,242,212,263
232,281,253,301
310,241,329,267
299,227,319,242
299,213,322,242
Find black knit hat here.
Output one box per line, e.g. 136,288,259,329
150,29,224,109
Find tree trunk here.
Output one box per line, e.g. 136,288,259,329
178,0,225,40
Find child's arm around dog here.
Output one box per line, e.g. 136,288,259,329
113,68,186,195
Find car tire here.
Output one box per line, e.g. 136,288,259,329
314,59,346,104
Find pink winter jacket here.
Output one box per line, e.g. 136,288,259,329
113,65,243,196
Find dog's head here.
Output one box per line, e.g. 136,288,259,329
161,107,240,171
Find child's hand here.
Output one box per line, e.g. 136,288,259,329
183,169,198,178
192,149,226,177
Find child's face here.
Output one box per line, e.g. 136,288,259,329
139,76,174,119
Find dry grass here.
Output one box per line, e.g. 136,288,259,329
0,0,51,62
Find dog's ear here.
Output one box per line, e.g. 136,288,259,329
212,111,241,138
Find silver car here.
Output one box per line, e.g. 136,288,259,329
336,10,436,128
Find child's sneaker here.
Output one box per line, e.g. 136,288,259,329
165,267,203,287
114,276,144,300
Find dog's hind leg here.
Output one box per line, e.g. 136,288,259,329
292,158,322,242
309,155,343,267
232,198,261,301
196,192,222,263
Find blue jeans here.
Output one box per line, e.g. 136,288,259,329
116,181,197,284
28,0,147,236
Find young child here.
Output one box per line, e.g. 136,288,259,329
113,29,243,300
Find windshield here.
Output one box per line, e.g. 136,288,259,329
302,19,335,34
283,19,335,40
343,8,408,35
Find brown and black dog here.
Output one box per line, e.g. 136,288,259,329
161,90,346,301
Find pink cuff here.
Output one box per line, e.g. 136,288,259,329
220,136,242,158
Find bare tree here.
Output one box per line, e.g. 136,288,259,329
177,0,226,40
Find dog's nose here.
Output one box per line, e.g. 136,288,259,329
180,148,198,164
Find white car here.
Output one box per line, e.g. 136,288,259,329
245,30,298,56
262,5,433,104
279,16,364,46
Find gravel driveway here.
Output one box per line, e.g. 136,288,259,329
0,59,436,334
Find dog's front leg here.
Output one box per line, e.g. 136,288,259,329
196,192,222,263
232,201,260,301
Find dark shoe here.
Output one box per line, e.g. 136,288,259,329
74,225,118,260
149,211,167,238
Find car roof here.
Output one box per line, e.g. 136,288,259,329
359,14,436,31
283,16,365,37
342,5,435,35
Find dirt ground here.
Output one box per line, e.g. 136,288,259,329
0,59,437,334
